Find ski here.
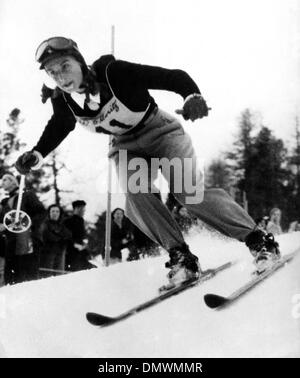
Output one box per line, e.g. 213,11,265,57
86,261,233,327
204,248,300,310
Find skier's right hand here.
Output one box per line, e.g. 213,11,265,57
15,151,39,174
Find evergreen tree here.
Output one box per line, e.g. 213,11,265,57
0,108,72,207
225,109,290,226
34,150,72,206
226,108,256,206
247,126,288,221
287,116,300,222
206,158,232,192
0,108,25,176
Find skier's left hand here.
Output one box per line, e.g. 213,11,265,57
176,94,210,122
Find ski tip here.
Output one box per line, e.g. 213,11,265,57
204,293,228,309
86,312,115,327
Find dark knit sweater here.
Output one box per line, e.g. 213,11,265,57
33,56,201,158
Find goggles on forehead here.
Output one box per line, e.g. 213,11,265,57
35,36,79,64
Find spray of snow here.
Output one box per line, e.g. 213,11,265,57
0,230,299,357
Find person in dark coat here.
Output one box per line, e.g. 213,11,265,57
109,208,133,263
40,204,71,275
64,200,95,271
0,173,45,285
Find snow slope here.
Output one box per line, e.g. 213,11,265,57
0,230,299,358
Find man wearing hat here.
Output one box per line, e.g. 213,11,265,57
64,200,94,271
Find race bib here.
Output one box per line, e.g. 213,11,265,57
74,97,149,136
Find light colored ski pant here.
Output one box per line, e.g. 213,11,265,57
109,108,256,251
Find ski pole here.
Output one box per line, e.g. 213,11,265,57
3,175,32,233
15,174,25,222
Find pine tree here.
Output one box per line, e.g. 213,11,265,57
247,126,288,221
0,108,73,207
226,109,256,206
0,108,26,176
225,109,291,226
34,150,72,207
206,158,232,192
287,116,300,222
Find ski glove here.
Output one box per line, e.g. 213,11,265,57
15,151,41,174
176,94,210,122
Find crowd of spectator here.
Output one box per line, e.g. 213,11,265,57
255,207,300,236
1,172,299,287
0,172,161,286
0,173,96,286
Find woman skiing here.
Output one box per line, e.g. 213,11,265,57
15,36,280,285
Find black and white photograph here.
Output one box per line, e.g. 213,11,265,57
0,0,300,362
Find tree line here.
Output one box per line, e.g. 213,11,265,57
206,109,300,230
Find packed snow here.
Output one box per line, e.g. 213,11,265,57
0,230,299,358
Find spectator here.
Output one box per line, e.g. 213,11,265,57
109,208,133,264
266,208,282,235
0,173,45,285
64,200,95,271
40,204,71,275
255,216,269,231
288,221,300,233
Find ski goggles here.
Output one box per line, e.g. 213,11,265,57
35,37,80,65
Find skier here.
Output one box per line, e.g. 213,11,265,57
15,36,280,286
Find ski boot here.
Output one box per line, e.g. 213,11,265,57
245,229,281,273
160,243,202,291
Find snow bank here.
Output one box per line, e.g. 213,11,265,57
0,231,299,358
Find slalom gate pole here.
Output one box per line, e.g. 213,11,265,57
104,25,115,267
